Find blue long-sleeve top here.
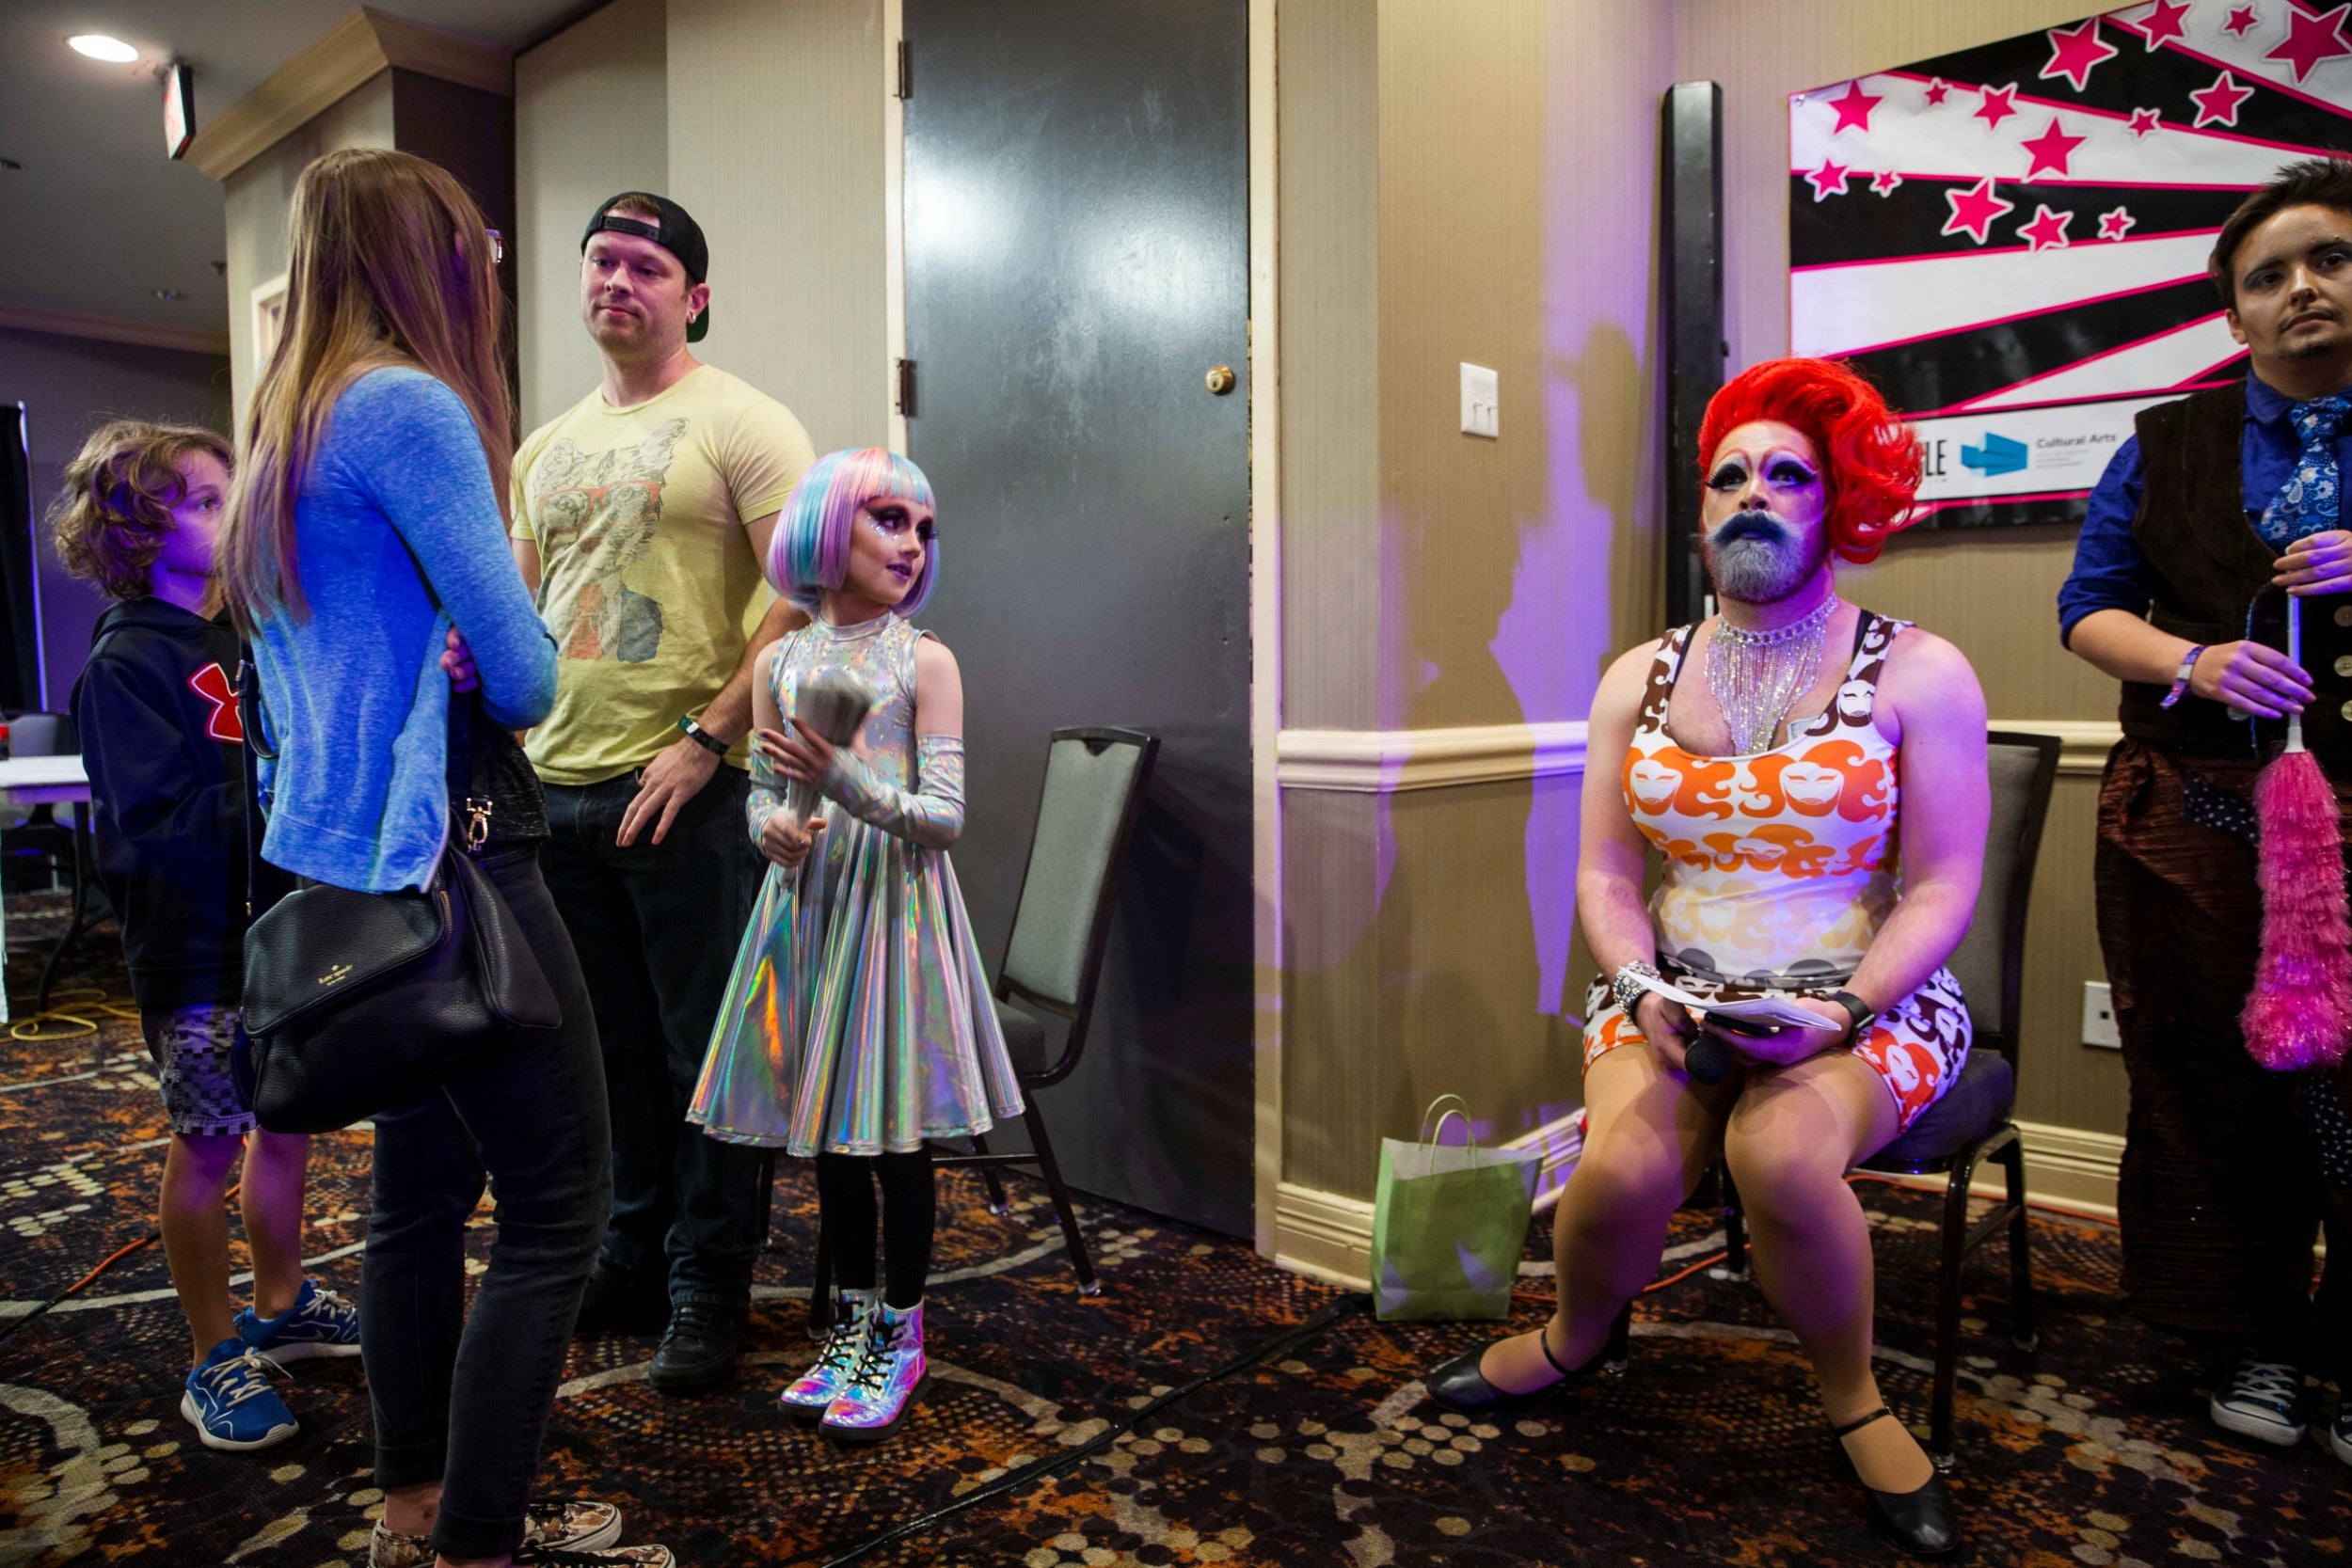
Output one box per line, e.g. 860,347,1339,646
2058,372,2335,644
249,366,556,893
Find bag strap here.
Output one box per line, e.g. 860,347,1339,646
381,523,487,850
1417,1094,1479,1155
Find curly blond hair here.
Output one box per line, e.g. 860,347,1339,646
47,420,232,601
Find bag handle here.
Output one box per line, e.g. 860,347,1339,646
1418,1093,1480,1156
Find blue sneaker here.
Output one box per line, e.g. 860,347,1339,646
236,1278,360,1363
182,1339,297,1451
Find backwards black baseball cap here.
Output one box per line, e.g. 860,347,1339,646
582,192,711,342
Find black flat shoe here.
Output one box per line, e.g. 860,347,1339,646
1425,1321,1609,1415
1833,1407,1960,1559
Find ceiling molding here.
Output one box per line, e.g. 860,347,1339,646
186,7,514,181
0,300,229,357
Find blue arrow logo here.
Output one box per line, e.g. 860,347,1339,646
1960,431,2028,476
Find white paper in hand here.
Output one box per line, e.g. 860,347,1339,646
1626,970,1845,1033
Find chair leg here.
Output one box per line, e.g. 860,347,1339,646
972,1131,1009,1215
808,1224,834,1338
1929,1151,1978,1470
1714,1161,1751,1281
1999,1133,2038,1353
1023,1100,1098,1296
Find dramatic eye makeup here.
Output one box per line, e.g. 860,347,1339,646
1707,459,1749,491
1708,453,1818,491
866,503,936,543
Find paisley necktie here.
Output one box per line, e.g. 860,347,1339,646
2256,392,2352,548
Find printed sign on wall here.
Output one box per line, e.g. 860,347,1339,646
1790,1,2352,528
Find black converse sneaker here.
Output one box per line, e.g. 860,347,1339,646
2208,1356,2307,1447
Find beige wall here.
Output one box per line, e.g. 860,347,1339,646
221,71,396,429
1678,0,2128,1135
666,0,889,453
516,0,670,434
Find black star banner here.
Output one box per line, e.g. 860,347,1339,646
1790,1,2352,527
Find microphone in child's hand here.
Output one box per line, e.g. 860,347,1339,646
784,666,879,829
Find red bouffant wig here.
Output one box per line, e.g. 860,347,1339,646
1696,357,1923,564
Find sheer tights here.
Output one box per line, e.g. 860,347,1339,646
1477,1045,1933,1494
817,1148,935,1309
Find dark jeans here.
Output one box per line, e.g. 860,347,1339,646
540,766,771,1308
362,844,611,1561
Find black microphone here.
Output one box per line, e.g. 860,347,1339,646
1684,1035,1737,1085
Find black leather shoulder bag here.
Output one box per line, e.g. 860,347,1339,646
233,668,559,1134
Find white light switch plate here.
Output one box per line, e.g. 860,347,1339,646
1460,362,1499,439
2081,981,2120,1049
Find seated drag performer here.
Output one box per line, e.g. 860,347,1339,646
1424,358,1988,1559
2060,156,2352,1465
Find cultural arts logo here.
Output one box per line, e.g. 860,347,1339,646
531,420,690,663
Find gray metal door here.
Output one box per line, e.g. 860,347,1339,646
903,0,1252,1235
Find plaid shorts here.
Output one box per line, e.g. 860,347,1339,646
140,1005,255,1137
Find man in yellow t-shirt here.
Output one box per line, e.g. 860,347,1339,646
511,193,813,1396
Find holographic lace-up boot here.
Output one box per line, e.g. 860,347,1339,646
820,1299,929,1444
781,1288,880,1422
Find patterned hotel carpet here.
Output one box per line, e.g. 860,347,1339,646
1,892,2346,1566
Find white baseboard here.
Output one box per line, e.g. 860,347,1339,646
1268,1114,2121,1290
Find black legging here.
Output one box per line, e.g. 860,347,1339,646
816,1148,934,1308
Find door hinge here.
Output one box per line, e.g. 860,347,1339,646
895,357,917,418
895,40,912,100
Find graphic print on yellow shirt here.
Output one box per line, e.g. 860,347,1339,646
513,364,815,787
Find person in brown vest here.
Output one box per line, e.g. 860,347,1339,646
2060,156,2352,1468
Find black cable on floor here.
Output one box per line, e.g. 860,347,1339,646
809,1291,1370,1567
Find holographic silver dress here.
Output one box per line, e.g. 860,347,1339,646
689,612,1024,1155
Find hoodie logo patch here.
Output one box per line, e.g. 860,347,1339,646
188,662,243,744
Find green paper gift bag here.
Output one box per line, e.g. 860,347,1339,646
1371,1096,1540,1322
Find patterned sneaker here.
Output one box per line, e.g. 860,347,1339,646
782,1288,880,1422
236,1278,361,1363
369,1502,624,1566
181,1338,297,1451
513,1544,675,1566
2209,1356,2306,1447
821,1299,929,1444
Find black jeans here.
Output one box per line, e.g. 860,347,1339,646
540,767,771,1308
362,844,611,1561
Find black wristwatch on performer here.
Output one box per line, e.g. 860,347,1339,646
676,713,728,756
1825,989,1877,1039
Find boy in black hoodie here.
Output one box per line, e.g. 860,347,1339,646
56,420,358,1451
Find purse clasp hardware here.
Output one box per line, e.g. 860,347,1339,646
465,797,493,852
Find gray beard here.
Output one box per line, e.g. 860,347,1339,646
1707,533,1824,606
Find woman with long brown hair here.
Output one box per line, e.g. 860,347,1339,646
222,148,663,1568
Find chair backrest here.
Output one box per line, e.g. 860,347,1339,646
1000,727,1159,1027
1942,730,2060,1059
4,712,75,756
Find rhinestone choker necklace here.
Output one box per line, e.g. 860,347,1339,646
1706,594,1838,756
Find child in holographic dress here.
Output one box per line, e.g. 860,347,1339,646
689,447,1023,1443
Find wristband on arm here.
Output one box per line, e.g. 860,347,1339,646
2159,645,2204,710
678,713,729,755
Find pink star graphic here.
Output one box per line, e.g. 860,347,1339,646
2191,69,2256,127
1976,82,2022,130
2098,205,2138,241
1805,159,1853,201
1943,177,2018,245
1869,169,1905,196
2266,1,2352,81
1923,77,1952,107
2020,117,2089,179
2134,0,2193,50
2224,4,2262,36
2128,106,2164,137
2042,18,2122,91
1826,78,1883,134
2018,204,2076,250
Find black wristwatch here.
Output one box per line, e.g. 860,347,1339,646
1825,989,1877,1038
676,713,729,756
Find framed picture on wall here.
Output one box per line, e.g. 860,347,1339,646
250,271,289,372
1788,3,2352,529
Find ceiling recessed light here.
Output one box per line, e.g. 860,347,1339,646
70,35,140,64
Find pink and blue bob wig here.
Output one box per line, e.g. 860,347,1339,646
766,446,940,617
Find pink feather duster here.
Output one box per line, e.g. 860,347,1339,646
2242,593,2352,1071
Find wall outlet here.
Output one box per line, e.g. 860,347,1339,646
2081,981,2120,1049
1460,362,1499,438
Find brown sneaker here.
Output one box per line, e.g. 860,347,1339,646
367,1523,431,1568
514,1545,675,1566
371,1503,633,1565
